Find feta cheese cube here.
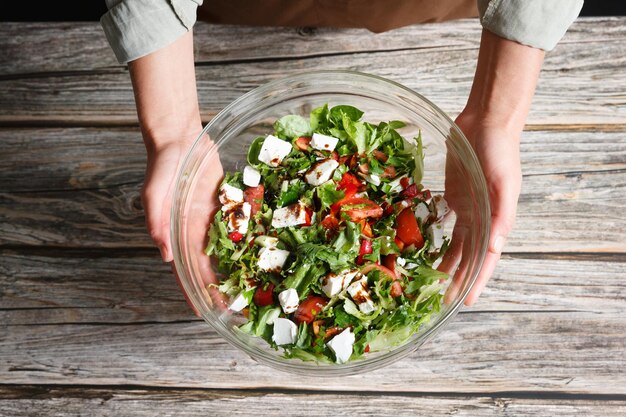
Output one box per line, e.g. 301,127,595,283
396,257,407,267
271,202,308,228
405,262,418,270
219,183,244,210
272,317,297,345
430,195,449,220
228,292,248,312
321,270,361,298
326,328,355,364
258,134,292,167
243,165,261,187
347,276,375,314
278,288,299,314
257,246,290,272
305,159,339,186
226,202,251,235
310,133,339,151
365,174,381,186
414,201,431,223
427,222,446,252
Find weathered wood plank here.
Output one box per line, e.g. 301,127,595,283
1,36,624,126
0,18,624,74
1,169,624,251
0,387,625,417
1,127,625,192
1,252,624,325
1,311,624,393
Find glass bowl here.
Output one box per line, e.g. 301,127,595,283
171,70,490,376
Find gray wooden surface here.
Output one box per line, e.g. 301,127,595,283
1,17,625,416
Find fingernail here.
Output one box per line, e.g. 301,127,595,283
492,235,505,254
159,245,169,262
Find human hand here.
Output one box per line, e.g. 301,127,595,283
441,113,522,306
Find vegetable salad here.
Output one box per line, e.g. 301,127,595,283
205,104,451,364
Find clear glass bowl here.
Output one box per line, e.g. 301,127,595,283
171,70,490,376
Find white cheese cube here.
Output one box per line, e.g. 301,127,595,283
278,288,299,314
257,246,290,272
365,174,381,186
347,277,375,314
243,165,261,187
219,183,244,210
272,317,297,346
405,262,418,270
258,135,292,167
271,202,308,228
305,159,339,186
326,328,355,364
226,202,251,235
228,292,248,312
396,257,407,267
321,270,361,298
430,195,450,220
414,201,431,223
310,133,339,151
427,222,446,252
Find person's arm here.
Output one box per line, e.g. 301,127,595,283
453,28,544,305
128,31,203,261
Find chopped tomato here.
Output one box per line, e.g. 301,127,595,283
400,177,411,189
356,239,373,265
337,172,361,192
359,220,374,238
420,189,432,201
394,237,405,252
341,197,383,222
321,213,340,231
293,295,328,325
330,187,358,215
295,136,311,151
360,262,398,280
381,201,394,216
401,183,419,199
303,207,312,227
396,207,424,248
372,149,388,162
253,282,275,307
228,231,244,242
244,184,264,215
323,326,343,341
390,280,404,298
383,254,397,275
381,165,396,178
364,344,370,353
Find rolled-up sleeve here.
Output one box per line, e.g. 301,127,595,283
101,0,203,64
477,0,584,51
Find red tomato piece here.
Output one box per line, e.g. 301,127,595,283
381,165,396,178
356,239,373,265
337,172,362,192
382,254,397,275
372,149,388,162
396,207,424,248
360,262,398,281
228,231,244,242
295,136,311,151
390,280,404,298
341,198,383,222
253,283,275,306
364,344,370,353
394,237,405,252
244,184,264,215
293,295,328,325
400,177,410,189
400,184,419,199
303,207,312,227
359,220,374,238
321,214,339,230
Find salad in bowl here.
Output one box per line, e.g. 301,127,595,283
205,103,451,364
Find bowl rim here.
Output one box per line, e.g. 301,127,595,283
170,69,491,375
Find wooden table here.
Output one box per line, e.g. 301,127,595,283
1,17,625,416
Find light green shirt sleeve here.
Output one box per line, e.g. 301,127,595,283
477,0,584,51
101,0,203,64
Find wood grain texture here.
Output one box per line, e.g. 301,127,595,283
1,312,624,393
1,252,624,325
1,128,624,192
0,19,625,126
0,387,624,417
1,168,623,251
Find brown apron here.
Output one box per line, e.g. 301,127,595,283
198,0,478,33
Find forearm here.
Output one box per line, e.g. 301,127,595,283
128,31,202,152
459,29,545,136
